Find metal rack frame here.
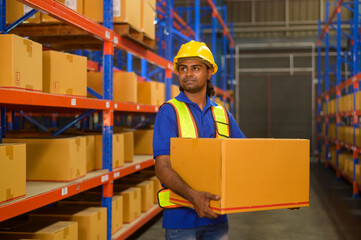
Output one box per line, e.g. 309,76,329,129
317,0,360,198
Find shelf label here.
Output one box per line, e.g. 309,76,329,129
105,31,111,39
101,174,109,182
114,172,120,178
113,0,121,17
114,36,119,44
114,103,118,109
137,105,140,110
71,99,76,106
155,106,158,112
106,101,110,108
61,187,68,196
135,164,140,170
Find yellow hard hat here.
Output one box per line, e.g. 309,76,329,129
173,40,218,74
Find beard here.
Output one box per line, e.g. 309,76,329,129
180,77,207,93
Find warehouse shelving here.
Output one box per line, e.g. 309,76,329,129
0,0,235,239
317,0,361,198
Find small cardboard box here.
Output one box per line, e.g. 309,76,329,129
123,131,134,163
141,0,156,39
116,180,154,212
29,206,107,240
171,84,180,99
133,129,153,155
43,50,87,97
0,34,42,91
137,81,165,106
59,193,123,234
3,137,86,182
87,71,137,103
41,0,83,23
95,133,124,169
120,174,161,203
6,0,41,24
0,221,77,240
85,135,96,172
117,187,141,223
114,0,142,31
0,143,26,204
169,138,310,214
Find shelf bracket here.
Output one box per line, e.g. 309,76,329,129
51,109,95,136
5,9,38,33
19,111,48,132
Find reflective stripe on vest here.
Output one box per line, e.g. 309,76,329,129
157,98,230,209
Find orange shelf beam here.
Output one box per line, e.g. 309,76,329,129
0,89,109,110
0,171,110,222
112,158,155,180
113,102,159,113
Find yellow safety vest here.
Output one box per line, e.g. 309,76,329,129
158,98,230,209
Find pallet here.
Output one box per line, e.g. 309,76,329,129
9,23,155,50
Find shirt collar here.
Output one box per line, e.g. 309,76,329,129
175,91,216,110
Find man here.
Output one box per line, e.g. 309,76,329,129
153,40,246,240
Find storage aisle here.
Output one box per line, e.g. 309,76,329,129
134,162,361,240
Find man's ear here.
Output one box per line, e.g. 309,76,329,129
207,68,213,80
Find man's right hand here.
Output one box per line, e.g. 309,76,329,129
190,191,220,219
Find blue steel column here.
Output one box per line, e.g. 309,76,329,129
195,0,200,41
0,0,6,33
141,59,147,80
127,53,133,72
102,0,113,239
165,0,173,100
335,6,341,180
325,1,330,168
352,0,359,198
229,22,235,114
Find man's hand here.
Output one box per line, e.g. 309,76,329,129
190,191,220,219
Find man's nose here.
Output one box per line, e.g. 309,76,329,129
185,69,193,77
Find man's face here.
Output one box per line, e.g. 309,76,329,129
178,59,213,94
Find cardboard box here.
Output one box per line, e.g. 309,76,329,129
6,0,41,24
87,72,137,103
59,193,123,234
114,0,141,31
121,174,161,204
84,0,141,29
95,133,124,169
0,143,26,204
356,164,361,185
141,0,156,39
41,0,83,23
0,221,77,240
171,84,180,99
169,138,310,214
118,187,141,223
123,131,134,163
3,137,86,182
0,34,42,91
356,92,361,110
116,180,154,212
137,81,165,106
43,50,87,96
29,206,106,240
133,129,153,155
85,135,96,172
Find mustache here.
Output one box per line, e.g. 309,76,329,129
182,78,197,81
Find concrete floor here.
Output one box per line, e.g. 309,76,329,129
130,163,361,240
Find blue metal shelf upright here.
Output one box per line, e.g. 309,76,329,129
317,0,361,198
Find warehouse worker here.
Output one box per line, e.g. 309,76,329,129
153,40,246,240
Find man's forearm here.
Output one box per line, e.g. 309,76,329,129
155,155,197,203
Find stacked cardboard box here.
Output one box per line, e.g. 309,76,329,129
137,81,165,106
115,187,141,223
95,133,124,169
169,138,310,214
141,0,156,39
0,143,26,204
41,0,83,23
171,84,180,99
0,34,42,92
87,72,137,103
6,0,41,24
329,145,337,166
59,192,123,234
0,221,77,239
3,137,86,182
43,50,87,96
133,129,154,155
29,206,107,240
